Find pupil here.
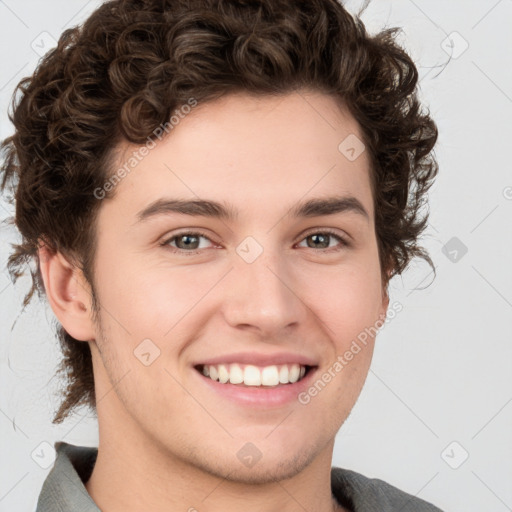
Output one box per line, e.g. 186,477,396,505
310,234,328,249
178,235,198,249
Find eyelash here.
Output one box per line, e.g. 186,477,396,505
160,229,350,255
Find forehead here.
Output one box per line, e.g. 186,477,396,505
105,90,373,223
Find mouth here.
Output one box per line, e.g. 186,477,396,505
194,363,315,388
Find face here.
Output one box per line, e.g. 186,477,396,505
86,90,389,483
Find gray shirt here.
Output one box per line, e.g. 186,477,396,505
35,442,444,511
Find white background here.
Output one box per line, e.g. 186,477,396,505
0,1,511,511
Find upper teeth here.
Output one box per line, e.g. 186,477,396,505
201,363,307,386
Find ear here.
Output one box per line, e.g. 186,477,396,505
378,267,391,323
379,287,390,323
38,242,96,342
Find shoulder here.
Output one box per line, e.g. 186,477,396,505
331,466,444,512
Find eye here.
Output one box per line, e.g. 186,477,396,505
160,228,350,255
161,231,215,254
296,229,349,252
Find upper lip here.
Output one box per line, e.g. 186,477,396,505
193,351,318,367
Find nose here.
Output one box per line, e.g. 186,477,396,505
221,247,306,338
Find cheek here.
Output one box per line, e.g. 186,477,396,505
299,258,384,346
93,235,384,354
94,245,219,337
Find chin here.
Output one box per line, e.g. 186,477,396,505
192,440,321,485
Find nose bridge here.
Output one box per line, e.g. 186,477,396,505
223,238,304,335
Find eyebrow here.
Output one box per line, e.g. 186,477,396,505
135,195,370,224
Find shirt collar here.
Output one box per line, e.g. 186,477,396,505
36,441,100,512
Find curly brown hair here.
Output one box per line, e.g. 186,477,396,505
0,0,438,424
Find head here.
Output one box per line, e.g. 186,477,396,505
1,0,437,482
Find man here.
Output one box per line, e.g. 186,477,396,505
0,0,442,510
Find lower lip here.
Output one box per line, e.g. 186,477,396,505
194,366,318,408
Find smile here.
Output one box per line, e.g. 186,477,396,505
195,363,313,387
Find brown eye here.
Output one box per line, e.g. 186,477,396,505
174,234,200,250
306,233,330,249
161,231,215,254
297,230,349,252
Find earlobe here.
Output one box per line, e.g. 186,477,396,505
380,291,390,324
379,273,391,323
38,243,96,342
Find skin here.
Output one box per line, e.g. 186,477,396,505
39,90,390,512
